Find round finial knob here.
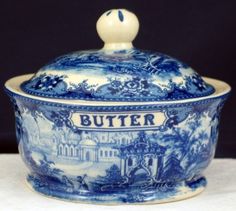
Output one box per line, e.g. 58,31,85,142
96,9,139,50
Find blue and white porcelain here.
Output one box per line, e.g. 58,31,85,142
5,9,231,204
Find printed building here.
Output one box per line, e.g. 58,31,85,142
56,131,136,163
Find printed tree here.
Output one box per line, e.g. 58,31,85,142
105,164,123,182
38,154,63,177
158,112,211,177
91,164,125,192
162,154,185,181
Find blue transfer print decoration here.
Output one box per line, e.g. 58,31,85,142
21,49,215,101
106,10,112,16
5,8,231,204
9,92,228,203
118,10,124,22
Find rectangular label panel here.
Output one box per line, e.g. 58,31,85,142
70,111,166,131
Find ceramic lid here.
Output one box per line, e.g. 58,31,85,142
21,9,215,102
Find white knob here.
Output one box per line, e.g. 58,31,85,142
96,9,139,50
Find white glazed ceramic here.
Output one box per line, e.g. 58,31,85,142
5,9,231,204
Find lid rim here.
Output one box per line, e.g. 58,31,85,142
20,80,215,102
5,74,231,106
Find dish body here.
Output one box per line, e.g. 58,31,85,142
5,74,230,204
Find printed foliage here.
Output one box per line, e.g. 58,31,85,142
21,49,215,101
